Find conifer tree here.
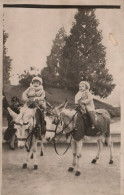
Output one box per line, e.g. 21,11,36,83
3,30,12,87
60,9,115,98
42,27,67,87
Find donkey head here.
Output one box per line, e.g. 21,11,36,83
7,106,36,148
49,99,68,125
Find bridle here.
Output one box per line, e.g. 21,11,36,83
14,121,30,142
50,110,78,155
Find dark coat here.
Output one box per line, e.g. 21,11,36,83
4,98,23,141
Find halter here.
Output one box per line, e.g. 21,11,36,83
14,121,29,126
17,138,27,141
14,121,30,143
51,110,78,155
53,110,78,137
25,116,36,152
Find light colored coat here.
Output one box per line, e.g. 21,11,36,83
75,90,95,112
22,84,46,108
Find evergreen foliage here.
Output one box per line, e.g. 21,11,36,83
59,9,115,98
42,27,67,87
3,30,12,87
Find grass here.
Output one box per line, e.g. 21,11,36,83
3,85,120,119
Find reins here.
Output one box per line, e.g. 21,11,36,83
53,135,72,156
52,111,78,155
54,110,78,137
25,116,35,152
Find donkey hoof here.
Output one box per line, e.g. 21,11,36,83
75,171,81,176
91,159,96,164
68,167,74,172
30,154,33,159
22,163,27,169
34,165,38,170
10,146,15,150
109,160,113,164
40,151,43,156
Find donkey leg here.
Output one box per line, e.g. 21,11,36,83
33,141,38,170
9,134,16,150
68,139,76,172
106,136,113,164
75,140,83,176
23,150,32,169
40,138,44,156
91,138,103,164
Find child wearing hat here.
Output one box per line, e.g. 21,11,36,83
22,76,46,138
75,81,97,129
22,76,46,110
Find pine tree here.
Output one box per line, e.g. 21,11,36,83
42,27,67,87
3,30,12,87
60,9,115,98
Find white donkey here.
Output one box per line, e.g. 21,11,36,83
7,104,46,170
46,101,114,176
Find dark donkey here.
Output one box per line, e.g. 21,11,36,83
46,101,113,176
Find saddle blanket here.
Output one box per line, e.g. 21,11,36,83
73,109,110,141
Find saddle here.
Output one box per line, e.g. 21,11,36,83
75,108,110,137
96,109,110,120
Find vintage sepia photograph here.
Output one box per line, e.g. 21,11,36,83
1,1,124,195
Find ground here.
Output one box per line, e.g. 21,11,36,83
2,143,120,195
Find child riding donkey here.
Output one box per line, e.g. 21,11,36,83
75,81,109,134
22,76,46,139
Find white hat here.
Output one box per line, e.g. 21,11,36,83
32,76,42,84
79,81,90,89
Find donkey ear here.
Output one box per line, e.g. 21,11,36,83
7,107,18,120
57,99,68,110
46,101,53,109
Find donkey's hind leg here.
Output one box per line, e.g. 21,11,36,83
91,137,103,164
105,136,113,164
75,140,83,176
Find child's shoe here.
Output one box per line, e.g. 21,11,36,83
91,125,95,129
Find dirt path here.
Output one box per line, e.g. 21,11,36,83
2,143,120,195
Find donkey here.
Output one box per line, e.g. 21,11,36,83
45,101,113,176
7,103,46,170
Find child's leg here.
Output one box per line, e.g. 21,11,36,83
37,103,46,134
87,111,98,129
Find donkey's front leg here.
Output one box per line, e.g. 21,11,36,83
91,137,103,164
40,137,44,156
68,138,76,172
22,150,32,169
32,140,38,170
75,140,83,176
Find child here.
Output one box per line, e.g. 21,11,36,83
75,81,97,129
22,76,46,137
22,76,46,110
